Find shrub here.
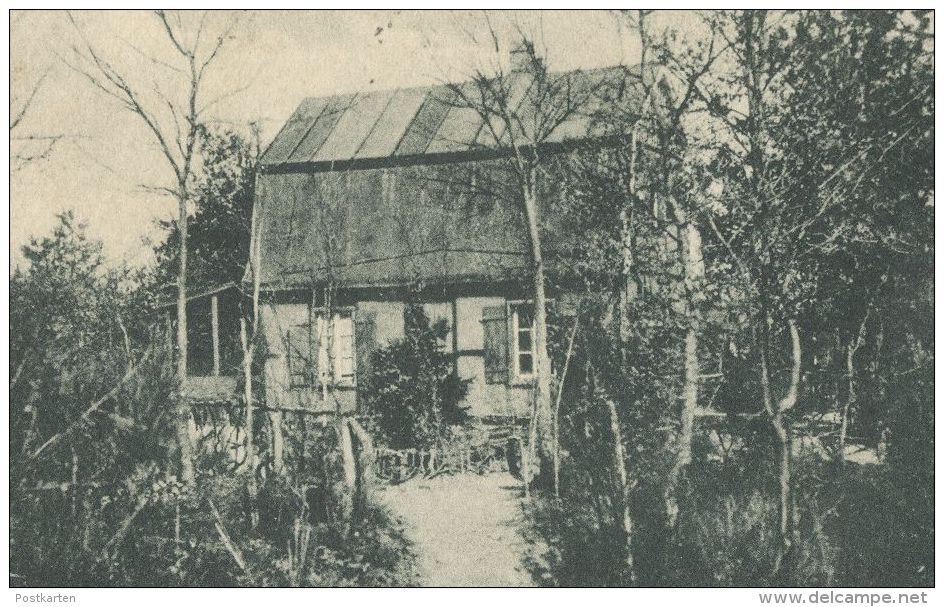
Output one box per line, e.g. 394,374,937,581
359,305,470,448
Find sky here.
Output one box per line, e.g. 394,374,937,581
10,10,649,269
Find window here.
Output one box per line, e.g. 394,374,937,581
286,310,356,388
510,302,535,379
315,311,356,386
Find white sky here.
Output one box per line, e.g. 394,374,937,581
10,10,654,269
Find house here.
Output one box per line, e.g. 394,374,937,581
245,49,642,421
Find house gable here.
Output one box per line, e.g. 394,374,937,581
251,63,645,292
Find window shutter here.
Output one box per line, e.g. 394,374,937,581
287,321,316,387
309,316,320,387
354,309,377,385
482,305,508,385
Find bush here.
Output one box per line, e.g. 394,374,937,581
359,305,470,448
9,215,418,588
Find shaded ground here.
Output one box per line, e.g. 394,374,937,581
380,472,534,587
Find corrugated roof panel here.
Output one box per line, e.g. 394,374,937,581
424,82,486,154
261,97,328,165
426,103,484,154
394,91,451,156
357,87,428,159
475,73,533,147
312,91,395,162
263,64,643,166
288,94,354,163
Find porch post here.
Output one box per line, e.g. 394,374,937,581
211,294,221,376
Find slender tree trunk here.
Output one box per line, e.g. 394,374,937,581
240,318,259,528
553,316,580,499
839,308,869,463
837,343,854,463
761,318,801,573
760,344,790,565
678,222,703,467
521,166,554,487
337,417,357,528
348,417,375,519
175,193,195,484
619,128,640,359
665,219,704,526
679,325,699,467
605,395,635,583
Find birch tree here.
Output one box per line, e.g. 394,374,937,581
695,9,931,572
444,30,607,488
612,10,727,526
65,10,240,484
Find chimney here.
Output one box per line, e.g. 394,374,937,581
510,39,538,74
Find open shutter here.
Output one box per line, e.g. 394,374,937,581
309,313,321,387
354,309,377,386
482,305,509,385
287,321,315,387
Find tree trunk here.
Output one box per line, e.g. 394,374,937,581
678,221,703,467
761,318,801,573
837,343,855,463
772,410,793,546
619,127,640,359
665,220,704,526
552,317,580,500
337,417,357,527
175,194,195,485
839,309,869,464
605,395,635,583
348,417,375,519
521,166,554,487
240,318,259,528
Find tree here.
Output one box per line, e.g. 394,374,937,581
608,9,730,527
10,213,179,585
10,13,63,171
694,9,932,573
443,30,608,489
154,125,257,291
66,10,241,484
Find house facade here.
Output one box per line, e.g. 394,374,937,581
248,59,637,420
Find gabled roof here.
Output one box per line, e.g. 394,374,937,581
252,64,645,290
260,65,642,171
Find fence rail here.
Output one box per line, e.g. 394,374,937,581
373,437,514,483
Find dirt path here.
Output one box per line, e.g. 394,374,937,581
380,472,535,587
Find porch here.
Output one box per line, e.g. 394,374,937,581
158,282,243,402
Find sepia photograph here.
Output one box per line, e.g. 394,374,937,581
7,7,935,593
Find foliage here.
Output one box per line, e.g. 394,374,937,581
360,305,471,449
10,10,933,589
10,216,416,587
514,9,935,588
154,125,257,292
526,440,933,587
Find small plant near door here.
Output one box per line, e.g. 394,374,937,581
359,305,471,449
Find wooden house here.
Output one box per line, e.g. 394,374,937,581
242,51,639,420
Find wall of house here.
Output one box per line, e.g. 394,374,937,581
260,302,352,414
260,299,405,415
261,292,531,420
455,296,531,418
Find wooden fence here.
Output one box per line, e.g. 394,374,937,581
372,435,516,484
